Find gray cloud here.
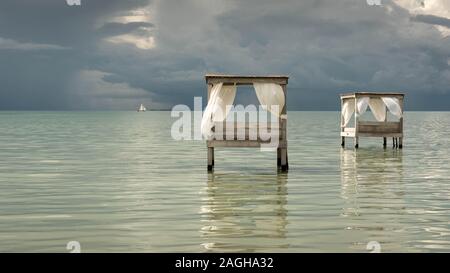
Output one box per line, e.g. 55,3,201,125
0,37,69,51
411,14,450,28
0,0,449,110
97,22,154,38
0,0,152,110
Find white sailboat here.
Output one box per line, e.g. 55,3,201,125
137,103,146,112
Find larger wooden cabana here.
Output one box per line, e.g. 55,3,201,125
340,92,404,149
203,74,289,172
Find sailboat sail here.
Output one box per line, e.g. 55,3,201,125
138,104,146,112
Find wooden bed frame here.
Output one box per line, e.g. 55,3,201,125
340,92,404,149
205,74,289,171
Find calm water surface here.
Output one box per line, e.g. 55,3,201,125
0,111,449,252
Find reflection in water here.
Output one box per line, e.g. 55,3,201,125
341,148,405,209
2,112,450,252
340,148,408,251
200,173,289,252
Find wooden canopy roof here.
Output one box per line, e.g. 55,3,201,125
205,74,289,85
340,92,404,99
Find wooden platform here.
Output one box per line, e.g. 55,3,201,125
205,74,289,171
207,121,287,148
340,92,404,149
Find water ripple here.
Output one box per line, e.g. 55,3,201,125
0,111,449,252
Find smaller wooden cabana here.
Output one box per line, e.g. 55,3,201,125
340,92,404,149
202,74,289,172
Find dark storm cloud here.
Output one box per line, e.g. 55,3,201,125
0,0,150,46
411,14,450,28
0,0,449,110
0,0,152,110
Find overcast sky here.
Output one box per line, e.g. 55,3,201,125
0,0,449,110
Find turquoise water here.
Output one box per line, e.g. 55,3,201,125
0,111,449,252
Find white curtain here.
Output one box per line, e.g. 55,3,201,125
253,83,285,117
343,96,402,125
341,100,354,127
201,83,237,138
382,97,402,119
356,97,370,115
368,98,386,122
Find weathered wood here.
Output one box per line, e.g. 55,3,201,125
341,92,404,98
354,96,359,149
358,122,401,134
341,131,355,137
283,85,289,172
340,92,404,149
399,97,404,148
205,74,289,171
208,140,287,148
358,132,403,137
206,74,289,86
211,122,282,142
280,148,287,171
340,98,345,147
208,78,288,85
277,148,281,167
281,84,287,116
383,108,388,148
207,147,214,171
206,74,289,79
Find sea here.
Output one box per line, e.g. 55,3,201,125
0,111,449,252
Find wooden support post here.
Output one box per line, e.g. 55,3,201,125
207,147,214,171
277,148,281,167
354,96,359,149
204,74,290,172
280,148,288,172
383,106,387,148
207,83,214,171
400,97,404,150
392,137,395,148
280,84,288,171
340,98,345,148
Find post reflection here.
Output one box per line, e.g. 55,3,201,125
340,148,406,251
199,173,289,252
340,148,404,215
